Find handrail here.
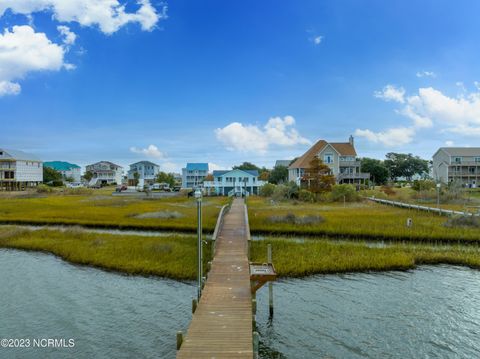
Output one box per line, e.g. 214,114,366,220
366,196,479,217
209,203,231,257
244,202,251,260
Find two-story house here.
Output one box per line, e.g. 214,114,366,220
44,161,81,183
0,148,43,191
181,163,209,189
203,169,265,196
432,147,480,187
127,161,160,187
288,136,369,185
86,161,123,187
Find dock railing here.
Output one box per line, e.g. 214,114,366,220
367,196,479,217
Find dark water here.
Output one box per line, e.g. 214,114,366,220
1,250,480,359
0,249,193,359
255,266,480,359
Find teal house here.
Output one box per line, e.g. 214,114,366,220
44,161,82,182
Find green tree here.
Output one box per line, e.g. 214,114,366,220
232,162,260,171
269,165,288,184
156,172,176,188
303,156,335,195
83,171,93,181
360,158,389,185
43,167,62,183
384,153,429,181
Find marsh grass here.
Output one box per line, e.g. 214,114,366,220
251,238,480,277
0,194,226,232
0,226,209,280
445,215,480,228
248,198,480,243
1,226,479,279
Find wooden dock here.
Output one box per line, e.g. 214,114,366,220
177,198,253,358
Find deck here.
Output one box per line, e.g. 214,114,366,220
177,198,253,358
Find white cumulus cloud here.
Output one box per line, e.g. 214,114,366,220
354,127,415,147
357,83,480,147
374,84,405,103
445,140,454,147
313,36,323,45
0,0,165,34
215,116,311,154
130,144,165,158
0,25,66,96
57,25,76,45
416,71,436,78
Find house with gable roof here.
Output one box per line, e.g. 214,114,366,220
288,135,369,185
0,148,43,190
433,147,480,187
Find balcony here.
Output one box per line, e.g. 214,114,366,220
339,160,361,167
337,172,370,181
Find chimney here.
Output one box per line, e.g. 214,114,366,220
349,135,354,146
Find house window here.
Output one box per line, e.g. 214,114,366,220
469,167,476,174
476,157,480,163
324,153,334,164
454,157,462,164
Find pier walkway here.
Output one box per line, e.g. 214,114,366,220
177,198,253,358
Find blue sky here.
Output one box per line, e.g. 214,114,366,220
1,0,479,173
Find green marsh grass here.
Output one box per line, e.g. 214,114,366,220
0,226,208,280
0,193,227,232
247,197,480,243
251,238,480,277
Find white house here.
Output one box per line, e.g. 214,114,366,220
203,169,265,196
181,163,209,189
127,161,160,187
86,161,123,187
288,136,369,185
433,147,480,187
44,161,81,182
0,148,43,191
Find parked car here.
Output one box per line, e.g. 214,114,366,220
115,185,127,192
66,182,84,188
150,183,171,191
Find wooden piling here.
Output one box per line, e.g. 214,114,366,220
192,298,197,314
267,244,273,317
176,331,183,350
253,331,260,359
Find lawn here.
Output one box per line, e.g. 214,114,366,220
0,190,227,232
247,197,480,243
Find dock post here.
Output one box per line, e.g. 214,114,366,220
176,331,183,350
192,298,197,313
252,298,257,314
253,331,260,359
267,244,273,317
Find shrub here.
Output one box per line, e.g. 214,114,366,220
259,183,276,197
380,185,396,196
36,184,54,193
298,189,315,202
286,181,299,199
63,187,94,196
330,184,359,202
272,184,289,201
51,180,64,187
412,180,436,191
444,215,480,228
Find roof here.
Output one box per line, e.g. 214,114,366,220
87,161,122,168
0,148,41,162
186,163,209,171
129,161,159,167
213,169,259,177
274,160,292,167
44,161,80,171
289,139,357,169
437,147,480,157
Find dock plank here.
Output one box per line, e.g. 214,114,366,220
177,198,253,359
